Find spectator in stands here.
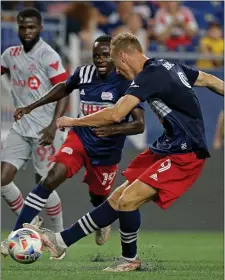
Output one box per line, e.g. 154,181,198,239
197,21,224,69
154,2,198,50
112,12,148,54
213,110,224,151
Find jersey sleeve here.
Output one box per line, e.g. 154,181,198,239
42,50,68,85
65,67,81,94
1,48,10,74
178,64,199,86
125,68,159,102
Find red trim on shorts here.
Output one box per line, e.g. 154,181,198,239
49,72,68,85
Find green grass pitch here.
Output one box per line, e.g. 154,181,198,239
1,231,223,280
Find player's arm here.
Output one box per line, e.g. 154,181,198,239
14,67,80,121
213,110,224,150
1,48,10,75
92,107,145,137
56,95,141,129
194,71,224,96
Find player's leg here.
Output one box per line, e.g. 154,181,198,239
23,180,130,258
33,142,64,234
13,130,84,231
34,173,63,233
83,163,118,245
104,151,206,272
1,129,30,216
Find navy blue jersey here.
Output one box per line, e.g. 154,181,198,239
126,59,210,159
65,65,137,165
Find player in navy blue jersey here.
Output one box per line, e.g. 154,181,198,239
23,32,224,271
3,35,145,257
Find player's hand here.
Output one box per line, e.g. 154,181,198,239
56,116,74,129
14,106,32,121
38,124,57,146
93,126,116,138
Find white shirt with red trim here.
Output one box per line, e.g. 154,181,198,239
1,38,68,138
154,6,198,38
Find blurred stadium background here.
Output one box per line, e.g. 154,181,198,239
1,1,224,279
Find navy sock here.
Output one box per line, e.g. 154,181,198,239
61,200,117,247
13,184,52,231
119,209,141,259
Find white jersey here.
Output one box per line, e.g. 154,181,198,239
1,38,68,138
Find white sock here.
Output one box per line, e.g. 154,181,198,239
1,182,24,215
45,190,64,233
55,233,68,248
122,255,138,262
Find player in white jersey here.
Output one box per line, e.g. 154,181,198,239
1,8,68,259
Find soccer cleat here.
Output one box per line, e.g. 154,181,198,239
1,215,44,258
23,223,66,260
95,225,111,245
1,239,9,257
103,256,141,272
31,215,44,228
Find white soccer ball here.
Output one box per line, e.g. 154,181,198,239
8,228,43,264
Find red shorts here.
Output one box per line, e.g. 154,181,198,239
52,130,118,196
122,149,206,210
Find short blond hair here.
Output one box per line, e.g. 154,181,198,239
110,32,143,55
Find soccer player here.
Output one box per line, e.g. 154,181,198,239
6,34,145,254
1,8,68,257
24,32,224,271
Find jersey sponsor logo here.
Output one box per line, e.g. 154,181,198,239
61,147,73,155
80,89,85,95
101,92,113,101
81,103,108,116
149,173,158,181
28,76,41,90
10,46,22,56
12,79,26,87
178,72,191,88
49,61,59,71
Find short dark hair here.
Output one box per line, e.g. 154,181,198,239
17,8,42,25
94,35,112,44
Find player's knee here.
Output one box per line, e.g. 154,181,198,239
1,163,17,186
41,163,67,191
108,192,121,210
117,194,137,211
1,170,13,187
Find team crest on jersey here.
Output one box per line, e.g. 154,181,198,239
61,147,73,155
28,63,37,74
101,92,113,101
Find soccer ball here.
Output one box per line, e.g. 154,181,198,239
8,228,43,264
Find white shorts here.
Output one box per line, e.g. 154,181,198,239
1,128,64,177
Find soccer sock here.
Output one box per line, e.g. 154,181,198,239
1,182,24,215
119,209,141,259
57,200,118,248
45,190,64,233
13,183,52,231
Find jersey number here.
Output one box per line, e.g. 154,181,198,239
36,146,56,167
102,172,116,186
